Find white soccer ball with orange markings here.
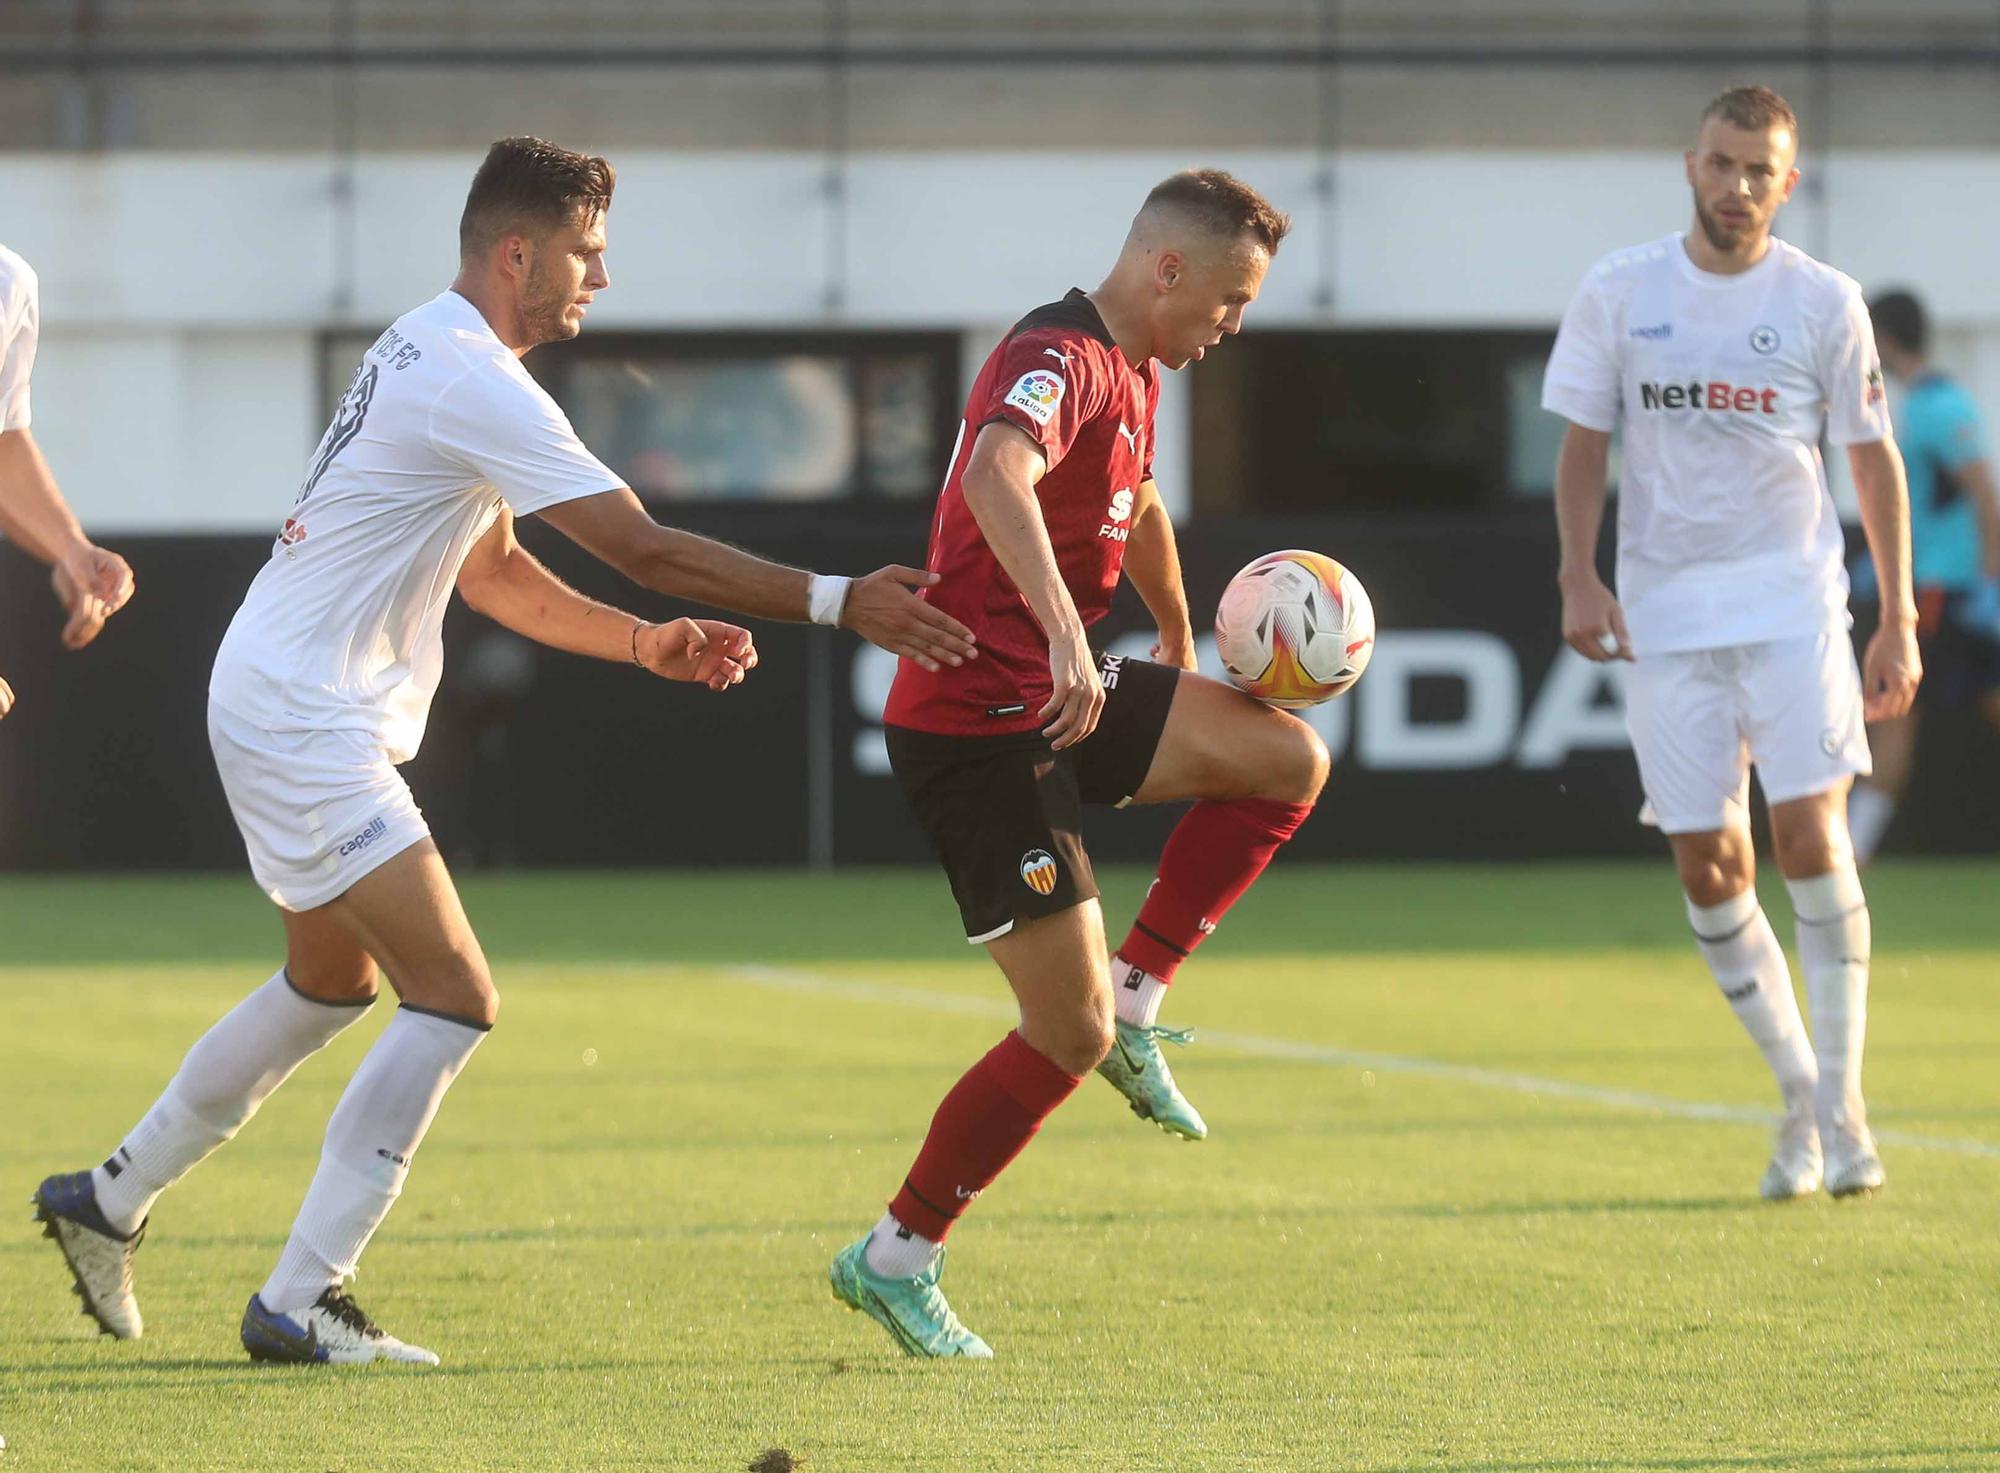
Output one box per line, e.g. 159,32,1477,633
1214,549,1376,708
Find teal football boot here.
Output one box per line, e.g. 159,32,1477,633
828,1237,992,1359
1096,1020,1208,1140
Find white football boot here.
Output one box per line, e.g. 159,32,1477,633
1758,1097,1823,1201
1823,1113,1886,1198
33,1170,145,1338
242,1286,440,1365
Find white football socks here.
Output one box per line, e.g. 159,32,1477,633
864,1211,940,1280
1110,955,1167,1028
1686,889,1816,1105
258,1006,487,1314
92,969,376,1238
1786,867,1872,1132
1846,784,1896,865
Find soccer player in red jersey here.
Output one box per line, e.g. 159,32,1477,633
829,171,1331,1357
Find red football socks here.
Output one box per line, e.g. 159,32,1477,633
1118,797,1314,982
888,1031,1082,1241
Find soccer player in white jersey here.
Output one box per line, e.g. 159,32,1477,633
0,242,136,720
31,137,977,1364
1543,87,1920,1201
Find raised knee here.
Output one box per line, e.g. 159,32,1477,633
460,973,501,1029
1267,717,1330,804
1059,1021,1114,1076
398,953,499,1028
1038,1004,1113,1076
285,958,380,1005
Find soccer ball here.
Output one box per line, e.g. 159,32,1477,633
1214,549,1376,708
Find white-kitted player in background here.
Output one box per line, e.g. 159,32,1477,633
0,243,137,719
31,136,976,1365
1543,86,1920,1200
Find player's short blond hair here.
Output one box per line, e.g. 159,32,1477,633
1700,86,1799,140
1140,170,1290,255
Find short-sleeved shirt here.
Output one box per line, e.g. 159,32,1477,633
0,244,39,433
1900,373,1991,592
210,290,624,764
884,288,1160,735
1541,233,1892,656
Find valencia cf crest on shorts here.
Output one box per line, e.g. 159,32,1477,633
1019,849,1059,896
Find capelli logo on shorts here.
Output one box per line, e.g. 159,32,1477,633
339,817,388,858
1019,849,1059,896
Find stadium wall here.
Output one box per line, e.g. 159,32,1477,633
4,149,2000,534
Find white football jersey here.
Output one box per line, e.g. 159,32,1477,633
211,290,623,763
1542,233,1891,655
0,243,39,432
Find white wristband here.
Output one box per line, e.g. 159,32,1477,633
807,573,852,627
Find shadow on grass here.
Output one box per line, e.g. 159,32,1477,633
8,1194,1762,1262
7,1356,666,1396
5,1359,288,1395
1376,1194,1754,1221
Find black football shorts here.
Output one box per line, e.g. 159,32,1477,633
885,651,1181,942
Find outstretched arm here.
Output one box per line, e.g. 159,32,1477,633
535,488,977,673
457,506,754,692
1122,478,1195,670
0,429,134,649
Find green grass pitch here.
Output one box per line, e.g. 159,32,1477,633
2,862,1997,1471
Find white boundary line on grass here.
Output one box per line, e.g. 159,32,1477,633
723,964,2000,1163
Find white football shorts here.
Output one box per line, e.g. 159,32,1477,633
1624,624,1870,834
208,701,431,912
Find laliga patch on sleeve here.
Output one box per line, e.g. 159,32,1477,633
1003,369,1066,428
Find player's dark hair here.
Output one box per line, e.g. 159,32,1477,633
1700,85,1799,140
1869,289,1929,354
459,137,616,257
1140,169,1290,254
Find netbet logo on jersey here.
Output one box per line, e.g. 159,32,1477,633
1637,378,1779,416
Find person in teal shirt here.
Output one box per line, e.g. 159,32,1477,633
1849,289,2000,860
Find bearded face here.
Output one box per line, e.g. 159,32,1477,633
518,209,608,347
1684,117,1797,260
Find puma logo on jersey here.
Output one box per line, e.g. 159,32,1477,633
1099,487,1134,541
1116,422,1138,453
1638,379,1778,415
